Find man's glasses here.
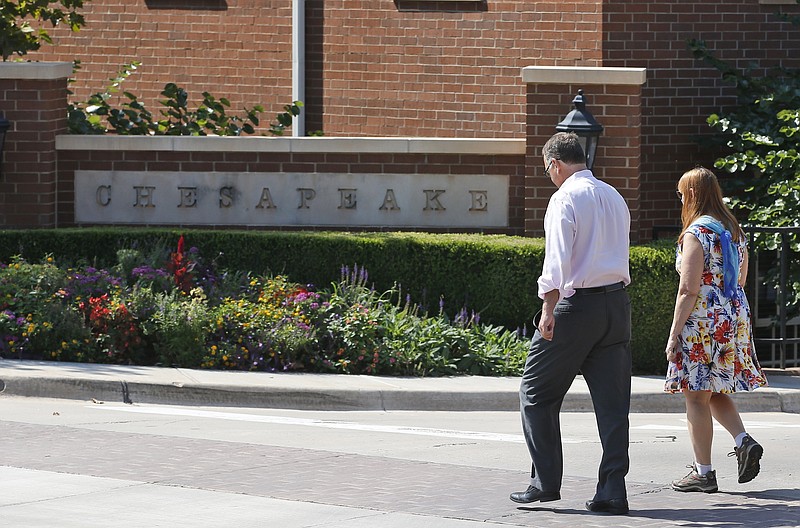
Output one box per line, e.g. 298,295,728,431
676,190,683,200
544,159,554,176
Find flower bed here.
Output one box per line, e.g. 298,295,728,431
0,236,529,377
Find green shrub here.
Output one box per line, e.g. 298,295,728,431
0,228,678,373
628,241,678,374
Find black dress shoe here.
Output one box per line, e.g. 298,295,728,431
509,485,561,504
585,498,629,515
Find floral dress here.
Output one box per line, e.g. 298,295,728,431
665,223,768,393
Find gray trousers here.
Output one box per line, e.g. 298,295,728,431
519,287,632,500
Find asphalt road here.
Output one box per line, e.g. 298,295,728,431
1,395,798,527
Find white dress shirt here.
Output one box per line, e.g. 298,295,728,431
537,170,631,300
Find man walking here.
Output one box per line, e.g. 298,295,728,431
510,132,632,515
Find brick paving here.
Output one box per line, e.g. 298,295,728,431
2,420,798,527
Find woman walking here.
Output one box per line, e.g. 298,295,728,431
665,167,768,493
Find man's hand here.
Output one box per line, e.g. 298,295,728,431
538,289,560,341
538,310,555,341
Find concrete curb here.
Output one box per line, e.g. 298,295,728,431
0,374,521,411
1,374,797,413
1,360,798,413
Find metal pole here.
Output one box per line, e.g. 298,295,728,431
292,0,306,137
779,231,789,369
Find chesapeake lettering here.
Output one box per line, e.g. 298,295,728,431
101,185,491,213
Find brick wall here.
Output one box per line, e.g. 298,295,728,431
3,65,641,240
32,0,603,138
22,0,800,239
523,68,645,241
602,0,800,237
305,0,602,137
0,65,72,228
30,0,295,126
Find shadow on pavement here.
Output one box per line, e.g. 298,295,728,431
628,503,800,527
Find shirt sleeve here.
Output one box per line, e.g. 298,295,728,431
537,195,576,299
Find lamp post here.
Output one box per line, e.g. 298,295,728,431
555,89,603,170
0,115,10,177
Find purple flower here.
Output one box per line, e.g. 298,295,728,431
132,266,169,280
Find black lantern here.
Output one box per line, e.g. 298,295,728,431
0,115,10,177
555,89,603,169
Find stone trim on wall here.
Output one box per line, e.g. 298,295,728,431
56,136,526,155
522,66,647,86
0,62,72,80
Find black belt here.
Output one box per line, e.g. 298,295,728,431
573,282,626,295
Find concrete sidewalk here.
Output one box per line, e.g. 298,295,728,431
0,359,798,413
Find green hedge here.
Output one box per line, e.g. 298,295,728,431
0,228,677,373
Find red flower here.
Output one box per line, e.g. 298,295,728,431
712,319,732,345
167,235,193,292
689,343,706,363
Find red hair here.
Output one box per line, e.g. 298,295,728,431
677,167,744,244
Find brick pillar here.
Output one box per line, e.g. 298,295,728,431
522,66,647,243
0,62,72,228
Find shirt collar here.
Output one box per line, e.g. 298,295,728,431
560,169,594,189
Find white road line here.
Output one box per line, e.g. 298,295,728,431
633,420,800,431
87,405,587,444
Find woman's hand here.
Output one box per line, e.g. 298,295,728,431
665,335,681,363
665,232,702,365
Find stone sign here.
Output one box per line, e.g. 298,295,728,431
74,171,509,228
